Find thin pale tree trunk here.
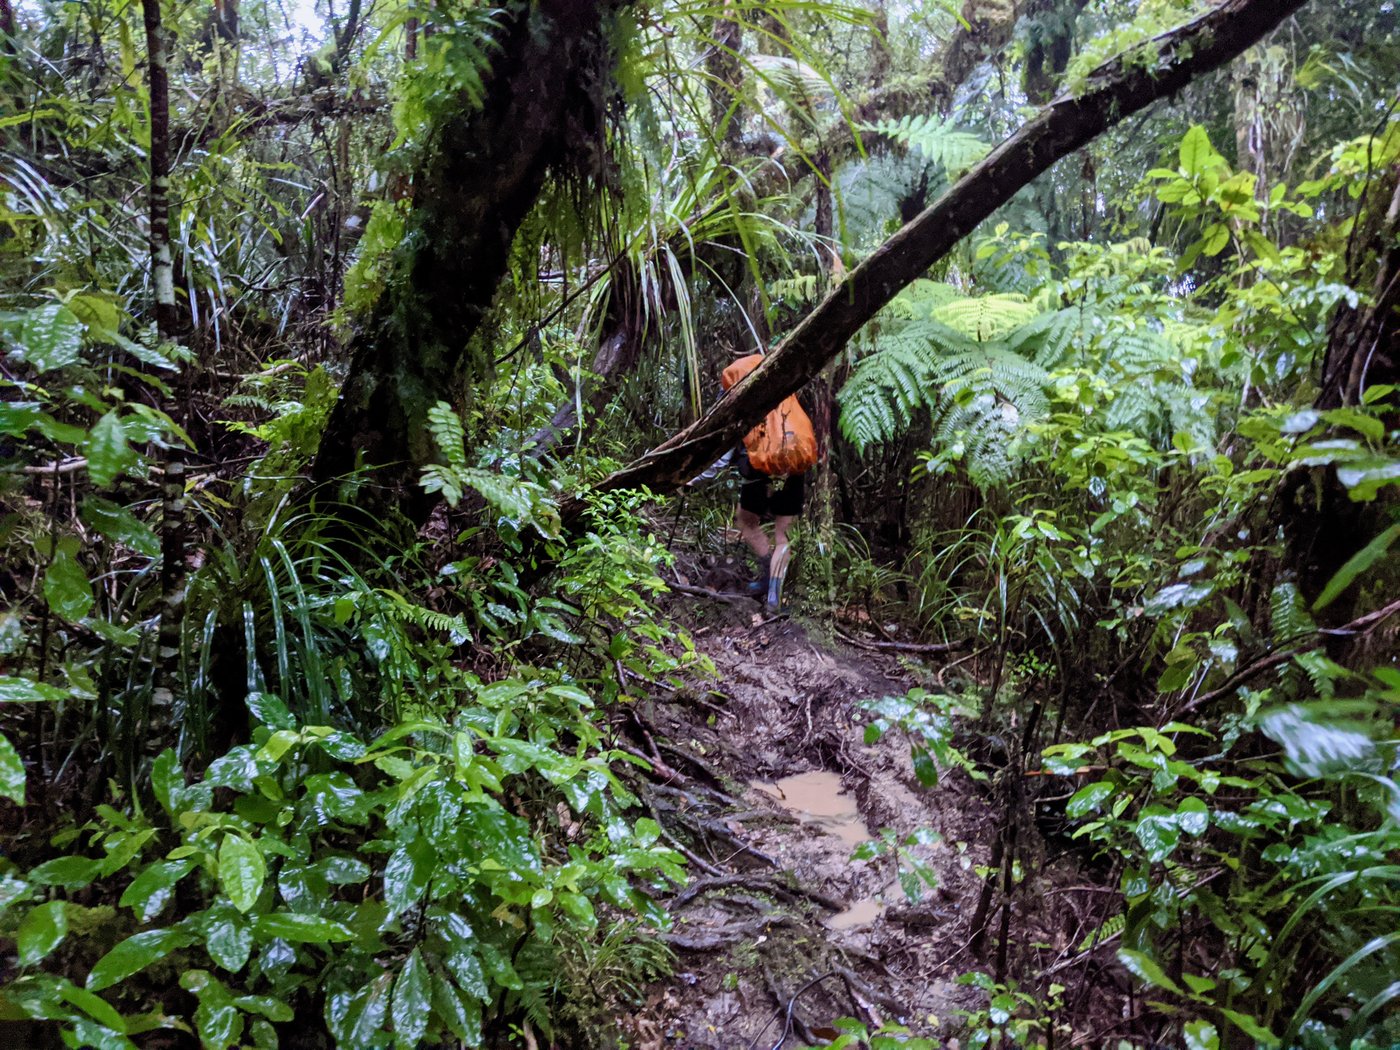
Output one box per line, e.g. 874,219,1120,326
143,0,186,715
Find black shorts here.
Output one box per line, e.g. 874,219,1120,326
739,472,805,518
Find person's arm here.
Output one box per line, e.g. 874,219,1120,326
686,447,734,486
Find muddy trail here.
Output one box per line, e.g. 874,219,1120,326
613,555,1047,1049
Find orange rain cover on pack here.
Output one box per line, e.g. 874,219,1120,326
720,354,818,477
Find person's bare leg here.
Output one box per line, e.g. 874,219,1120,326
772,514,795,553
736,507,771,560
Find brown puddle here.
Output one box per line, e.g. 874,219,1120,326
753,771,891,929
752,770,871,850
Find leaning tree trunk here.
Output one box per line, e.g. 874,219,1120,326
562,0,1311,528
310,0,622,523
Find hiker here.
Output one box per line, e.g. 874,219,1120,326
688,353,818,604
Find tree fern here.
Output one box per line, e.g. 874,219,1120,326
933,293,1041,342
864,114,991,177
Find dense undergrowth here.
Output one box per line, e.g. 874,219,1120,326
2,0,1398,1045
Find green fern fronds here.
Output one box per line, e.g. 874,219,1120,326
1003,306,1100,367
888,278,963,318
1271,582,1316,643
934,294,1041,342
427,400,469,472
865,114,991,176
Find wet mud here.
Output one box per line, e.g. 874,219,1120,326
620,580,1000,1049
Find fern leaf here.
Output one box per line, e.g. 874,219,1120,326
866,114,991,176
933,294,1041,342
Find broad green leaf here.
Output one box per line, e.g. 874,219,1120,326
85,411,133,488
182,970,241,1050
1066,781,1114,818
1313,523,1399,611
0,731,25,804
8,303,83,372
80,499,159,558
327,973,393,1047
218,835,265,914
119,860,194,923
151,750,183,816
437,913,489,1000
1116,948,1183,994
384,838,434,919
44,546,95,622
201,905,254,973
253,912,353,943
1176,797,1209,836
1133,810,1181,862
87,928,192,991
17,900,69,966
0,676,69,702
1178,125,1217,176
56,979,127,1033
431,969,483,1045
233,994,293,1022
1184,1020,1219,1050
29,855,100,890
1221,1009,1277,1046
391,948,431,1049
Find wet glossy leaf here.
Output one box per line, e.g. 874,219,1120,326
1066,781,1114,818
202,905,254,972
1117,948,1183,994
218,835,265,914
8,303,83,372
118,859,194,923
1176,797,1209,836
29,855,100,890
391,948,431,1049
384,838,435,919
1184,1020,1219,1050
0,731,25,804
80,498,158,558
1133,810,1181,862
1258,704,1378,778
17,900,69,965
87,928,192,990
327,973,393,1047
151,750,183,816
85,411,134,488
431,968,483,1045
0,676,68,703
253,912,352,943
44,545,94,622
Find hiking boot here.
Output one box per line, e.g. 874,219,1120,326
745,554,771,596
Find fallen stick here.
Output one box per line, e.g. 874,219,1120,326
835,629,972,655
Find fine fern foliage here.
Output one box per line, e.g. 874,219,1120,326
422,400,563,537
864,114,992,177
838,305,1053,487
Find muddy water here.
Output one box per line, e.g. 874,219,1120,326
752,771,895,929
753,770,870,849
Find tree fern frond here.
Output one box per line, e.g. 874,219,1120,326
933,294,1040,342
865,114,991,176
1004,306,1101,367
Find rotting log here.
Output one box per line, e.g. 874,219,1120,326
563,0,1311,528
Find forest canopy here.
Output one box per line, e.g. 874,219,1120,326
0,0,1397,1046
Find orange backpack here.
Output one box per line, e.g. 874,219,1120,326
720,354,818,477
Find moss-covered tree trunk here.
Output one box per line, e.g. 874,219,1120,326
311,0,622,522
